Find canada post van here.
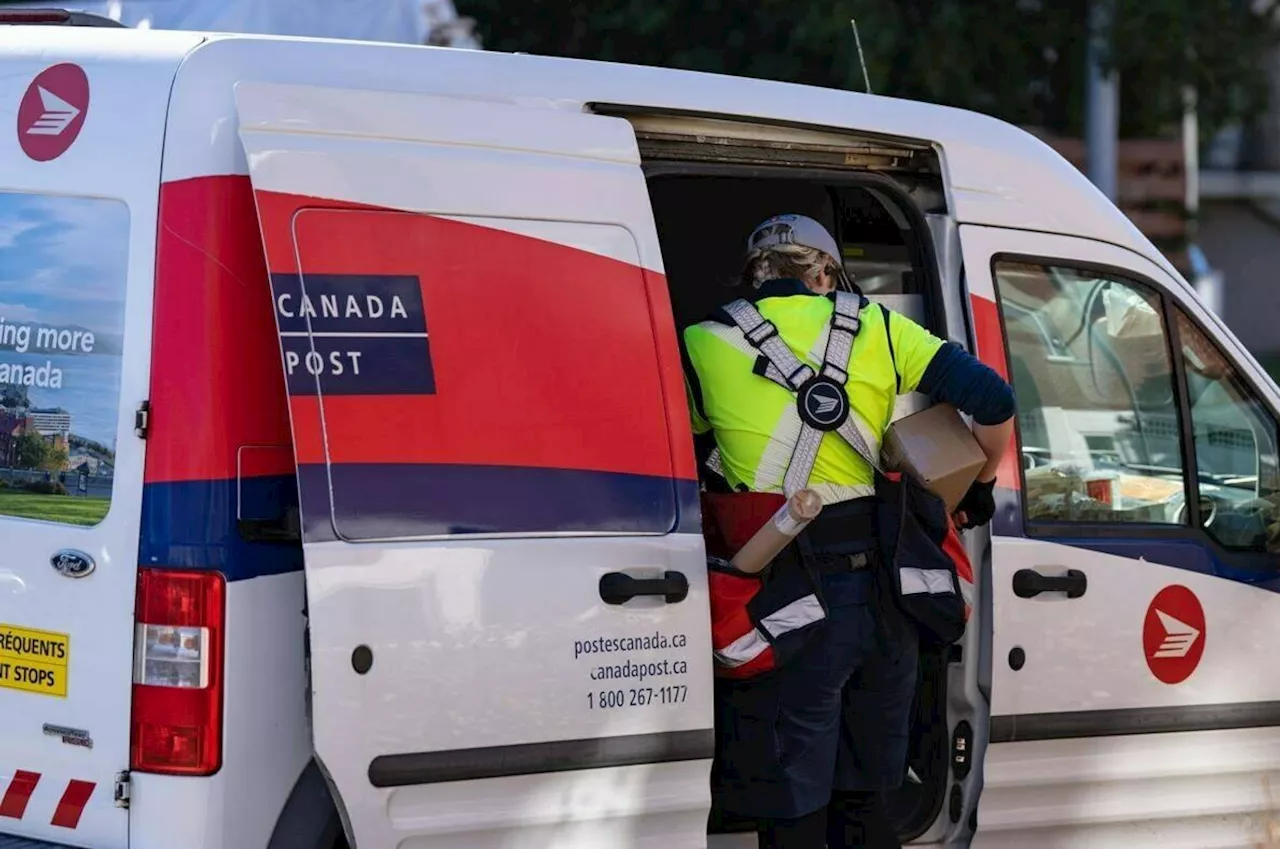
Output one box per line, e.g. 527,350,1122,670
4,11,1280,849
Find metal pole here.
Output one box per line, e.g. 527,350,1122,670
1085,0,1120,201
850,19,873,94
1183,83,1199,222
1184,80,1225,314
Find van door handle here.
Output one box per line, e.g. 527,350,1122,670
1013,568,1087,599
599,571,689,605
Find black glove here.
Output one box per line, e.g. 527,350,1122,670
955,478,996,529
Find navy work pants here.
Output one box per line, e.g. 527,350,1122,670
756,791,900,849
712,565,918,847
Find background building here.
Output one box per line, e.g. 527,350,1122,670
1199,89,1280,380
25,407,71,439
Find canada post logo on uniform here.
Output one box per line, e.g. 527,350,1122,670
272,274,434,396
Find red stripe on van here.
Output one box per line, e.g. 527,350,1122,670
969,294,1008,383
147,176,295,484
50,779,94,829
970,293,1020,491
251,190,691,482
0,770,40,819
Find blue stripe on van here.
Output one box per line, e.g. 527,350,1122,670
1038,537,1280,593
140,468,701,582
994,487,1280,593
141,474,1280,592
139,476,303,582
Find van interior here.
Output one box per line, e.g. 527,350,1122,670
626,113,956,842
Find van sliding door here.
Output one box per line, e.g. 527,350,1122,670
235,82,714,849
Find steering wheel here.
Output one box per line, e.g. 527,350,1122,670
1174,493,1218,529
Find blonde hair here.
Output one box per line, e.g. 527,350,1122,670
740,243,838,288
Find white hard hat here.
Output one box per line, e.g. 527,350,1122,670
746,214,842,264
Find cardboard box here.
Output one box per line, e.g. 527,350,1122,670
881,402,986,514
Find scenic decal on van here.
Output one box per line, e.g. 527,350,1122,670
0,192,126,526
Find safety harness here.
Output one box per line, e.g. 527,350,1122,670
718,291,885,492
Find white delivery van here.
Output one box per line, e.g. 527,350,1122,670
3,10,1280,849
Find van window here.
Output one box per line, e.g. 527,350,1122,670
994,260,1188,525
0,192,126,527
1174,310,1280,552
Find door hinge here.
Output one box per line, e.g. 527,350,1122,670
113,770,130,809
134,400,150,440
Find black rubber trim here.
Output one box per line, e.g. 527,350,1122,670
990,700,1280,743
0,834,82,849
368,729,715,788
879,304,901,394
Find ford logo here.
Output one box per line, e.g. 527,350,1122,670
51,550,95,579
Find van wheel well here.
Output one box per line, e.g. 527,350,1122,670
268,758,345,849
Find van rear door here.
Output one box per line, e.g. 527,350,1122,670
235,82,715,848
0,27,199,848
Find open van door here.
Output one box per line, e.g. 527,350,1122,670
235,82,715,848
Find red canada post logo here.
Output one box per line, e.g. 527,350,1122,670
17,64,90,162
1142,584,1206,685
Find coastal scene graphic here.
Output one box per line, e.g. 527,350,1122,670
0,192,127,526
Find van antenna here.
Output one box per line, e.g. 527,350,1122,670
850,18,872,94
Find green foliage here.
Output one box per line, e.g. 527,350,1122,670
0,491,108,526
457,0,1280,142
14,432,49,471
0,386,27,409
41,443,68,474
1260,354,1280,388
68,433,114,460
1111,0,1280,139
13,432,68,472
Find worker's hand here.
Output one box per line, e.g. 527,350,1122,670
954,478,996,530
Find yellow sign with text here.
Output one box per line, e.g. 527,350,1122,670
0,624,69,698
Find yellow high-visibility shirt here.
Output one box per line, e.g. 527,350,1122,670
683,281,944,504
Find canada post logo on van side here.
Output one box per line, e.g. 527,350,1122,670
17,64,90,163
272,274,434,395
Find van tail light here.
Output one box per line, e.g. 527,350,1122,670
130,569,225,775
0,9,124,26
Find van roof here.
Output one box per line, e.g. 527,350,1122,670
14,25,1180,285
